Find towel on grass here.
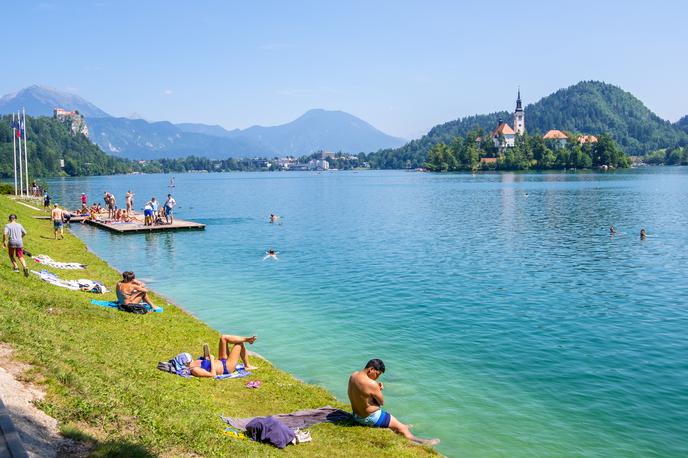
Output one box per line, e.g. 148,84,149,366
221,406,352,431
215,363,251,380
33,254,86,270
31,270,109,293
91,299,163,313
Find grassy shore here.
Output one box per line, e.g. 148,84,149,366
0,196,436,457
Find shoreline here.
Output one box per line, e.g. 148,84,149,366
0,195,436,456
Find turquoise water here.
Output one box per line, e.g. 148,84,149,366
47,169,688,457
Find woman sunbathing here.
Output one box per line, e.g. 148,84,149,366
188,335,258,377
116,271,161,311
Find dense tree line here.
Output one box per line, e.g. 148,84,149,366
422,131,629,172
0,115,133,178
644,146,688,165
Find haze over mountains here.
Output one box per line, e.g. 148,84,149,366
0,85,406,159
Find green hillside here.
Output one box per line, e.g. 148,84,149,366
369,81,688,168
0,115,133,178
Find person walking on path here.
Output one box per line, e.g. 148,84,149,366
164,194,176,224
3,214,29,277
51,204,65,240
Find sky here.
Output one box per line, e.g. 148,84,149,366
1,0,686,139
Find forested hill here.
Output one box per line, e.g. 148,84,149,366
0,115,132,178
369,81,688,168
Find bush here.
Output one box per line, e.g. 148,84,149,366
0,183,14,194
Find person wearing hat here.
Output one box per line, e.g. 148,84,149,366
51,203,65,240
3,214,28,276
81,192,87,207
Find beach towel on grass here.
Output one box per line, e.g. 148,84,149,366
221,406,352,431
33,254,86,270
31,270,109,293
91,299,163,313
157,357,249,379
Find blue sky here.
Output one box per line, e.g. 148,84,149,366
2,0,686,138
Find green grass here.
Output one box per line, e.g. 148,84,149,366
0,196,436,457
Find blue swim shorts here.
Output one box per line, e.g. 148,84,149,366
353,409,391,428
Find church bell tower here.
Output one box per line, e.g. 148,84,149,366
513,88,525,135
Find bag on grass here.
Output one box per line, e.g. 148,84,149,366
117,302,149,314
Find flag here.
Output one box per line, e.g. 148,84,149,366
16,119,24,139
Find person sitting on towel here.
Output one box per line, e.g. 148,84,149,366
189,335,258,377
116,271,160,311
348,359,439,446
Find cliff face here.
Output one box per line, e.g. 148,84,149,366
54,109,89,138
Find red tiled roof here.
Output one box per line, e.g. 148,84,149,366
492,122,515,137
579,135,598,144
543,129,568,140
480,157,497,163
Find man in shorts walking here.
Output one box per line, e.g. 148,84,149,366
3,214,29,276
51,204,65,240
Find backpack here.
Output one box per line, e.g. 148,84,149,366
157,352,192,377
157,361,176,374
118,302,149,314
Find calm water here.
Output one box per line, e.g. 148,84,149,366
47,169,688,457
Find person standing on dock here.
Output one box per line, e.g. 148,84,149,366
164,194,176,224
81,193,87,207
126,190,134,214
3,214,29,277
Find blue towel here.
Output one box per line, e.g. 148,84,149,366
215,363,251,380
91,299,163,313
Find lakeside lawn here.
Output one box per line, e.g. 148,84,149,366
0,196,436,457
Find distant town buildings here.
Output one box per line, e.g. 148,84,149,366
543,129,569,148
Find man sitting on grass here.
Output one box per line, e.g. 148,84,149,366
116,271,161,311
348,359,439,446
2,214,29,277
188,335,258,377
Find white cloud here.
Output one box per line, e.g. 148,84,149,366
163,89,173,96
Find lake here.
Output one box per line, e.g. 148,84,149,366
46,168,688,457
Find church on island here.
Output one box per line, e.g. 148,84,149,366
491,90,598,150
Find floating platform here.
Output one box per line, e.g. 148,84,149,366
84,218,205,234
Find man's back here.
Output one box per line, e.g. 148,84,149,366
4,222,25,247
51,208,63,221
348,371,379,417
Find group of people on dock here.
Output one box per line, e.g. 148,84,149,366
69,190,177,226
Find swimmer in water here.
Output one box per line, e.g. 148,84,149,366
263,249,279,261
610,225,617,235
640,228,646,240
269,214,280,223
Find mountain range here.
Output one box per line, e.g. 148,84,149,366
0,85,406,159
367,81,688,168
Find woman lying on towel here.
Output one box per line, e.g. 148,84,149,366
189,335,258,377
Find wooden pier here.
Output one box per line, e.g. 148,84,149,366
84,218,205,234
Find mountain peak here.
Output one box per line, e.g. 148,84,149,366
0,85,110,118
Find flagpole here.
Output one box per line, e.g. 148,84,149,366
23,108,29,196
12,113,18,195
17,110,23,196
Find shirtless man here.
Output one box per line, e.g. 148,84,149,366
126,190,134,214
348,359,439,446
116,271,160,311
51,204,64,240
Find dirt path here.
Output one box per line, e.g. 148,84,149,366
0,344,63,457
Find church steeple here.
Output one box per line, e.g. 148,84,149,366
513,87,525,135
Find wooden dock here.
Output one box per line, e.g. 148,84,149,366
84,218,205,234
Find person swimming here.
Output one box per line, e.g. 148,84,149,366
610,225,617,235
263,249,279,261
640,228,646,240
269,214,280,223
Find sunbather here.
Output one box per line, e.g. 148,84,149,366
348,359,439,446
116,271,161,311
189,335,258,377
